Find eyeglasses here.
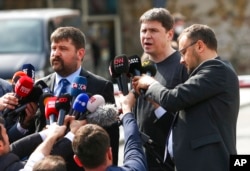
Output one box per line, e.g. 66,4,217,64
179,41,197,56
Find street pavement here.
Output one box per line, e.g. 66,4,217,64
117,88,250,165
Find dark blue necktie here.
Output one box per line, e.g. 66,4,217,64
58,79,70,96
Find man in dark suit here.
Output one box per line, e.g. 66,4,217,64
132,24,239,171
34,26,119,170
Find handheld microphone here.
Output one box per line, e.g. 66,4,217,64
3,75,33,117
113,54,130,95
35,80,51,93
11,71,27,91
71,93,89,120
45,97,59,125
21,63,35,81
55,94,71,125
86,94,105,113
86,103,118,127
141,59,157,77
109,60,123,93
9,86,43,115
14,75,34,99
39,93,55,115
70,76,87,104
128,55,142,77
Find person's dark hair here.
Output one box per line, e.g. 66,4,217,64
178,24,217,51
32,155,66,171
139,8,174,31
0,116,5,144
72,124,110,169
50,26,86,49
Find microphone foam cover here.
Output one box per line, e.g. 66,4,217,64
70,76,87,97
86,103,118,127
113,54,130,74
87,94,105,113
72,93,89,112
19,86,43,105
15,75,33,98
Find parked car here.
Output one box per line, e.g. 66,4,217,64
238,75,250,88
0,8,81,80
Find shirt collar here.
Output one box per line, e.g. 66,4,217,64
55,67,82,84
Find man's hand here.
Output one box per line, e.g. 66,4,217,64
0,92,18,111
132,75,157,95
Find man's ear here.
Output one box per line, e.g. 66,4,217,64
73,154,83,167
0,141,4,154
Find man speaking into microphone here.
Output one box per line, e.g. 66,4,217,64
34,26,119,170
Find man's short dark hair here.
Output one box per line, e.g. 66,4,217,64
72,124,110,169
50,26,86,49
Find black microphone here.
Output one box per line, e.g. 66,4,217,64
128,55,142,77
113,54,130,95
21,63,35,81
141,59,157,77
55,94,71,125
109,60,123,93
8,86,43,116
139,59,157,97
35,80,52,93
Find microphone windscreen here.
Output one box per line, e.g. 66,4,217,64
72,93,89,112
21,63,35,81
128,55,142,76
87,94,105,113
70,76,87,97
15,76,33,98
113,54,130,74
86,104,118,127
141,59,157,76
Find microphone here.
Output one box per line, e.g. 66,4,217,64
8,86,43,115
86,94,105,113
55,94,71,125
45,97,59,124
141,59,157,77
109,60,123,94
113,54,130,95
14,76,34,99
35,80,51,93
3,75,33,117
21,63,35,81
38,93,55,115
86,103,118,127
70,76,87,104
71,93,89,120
128,55,142,77
11,71,27,91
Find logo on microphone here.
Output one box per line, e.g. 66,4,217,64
114,57,124,67
58,97,69,103
72,83,87,91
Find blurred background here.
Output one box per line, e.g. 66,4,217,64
0,0,250,80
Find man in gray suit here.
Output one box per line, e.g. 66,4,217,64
132,24,239,171
35,27,119,170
